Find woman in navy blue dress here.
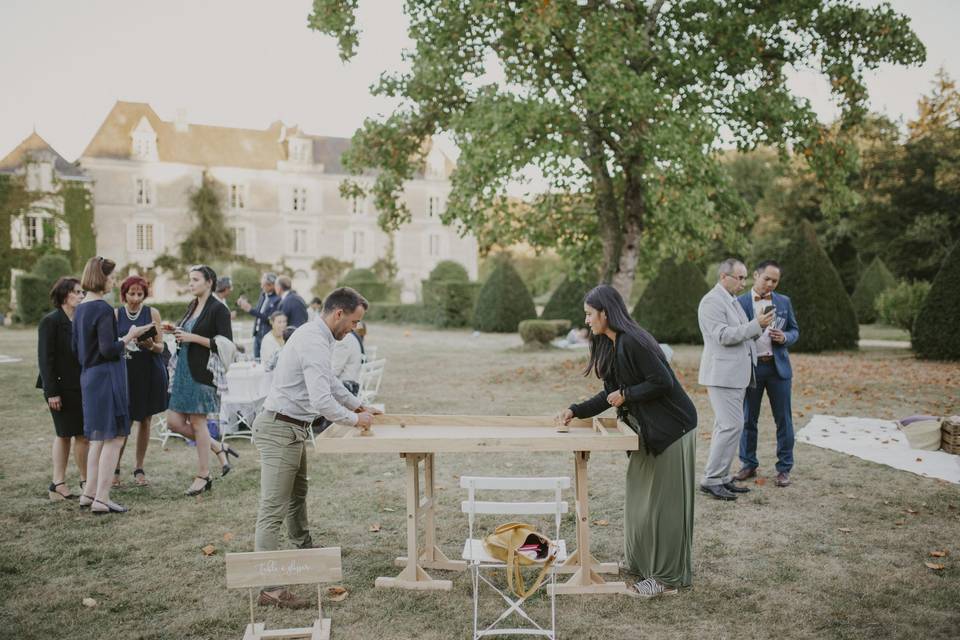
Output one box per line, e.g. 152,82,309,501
165,265,237,496
74,257,153,514
115,275,168,487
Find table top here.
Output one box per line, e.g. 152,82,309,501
314,414,638,454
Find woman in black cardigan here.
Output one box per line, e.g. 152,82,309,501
165,265,238,496
37,277,89,500
559,285,698,598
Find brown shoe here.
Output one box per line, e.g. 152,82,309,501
257,588,311,609
733,467,757,482
775,472,791,487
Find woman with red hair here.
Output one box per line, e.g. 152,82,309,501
115,275,168,486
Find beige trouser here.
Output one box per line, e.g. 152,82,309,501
701,385,747,486
253,411,312,552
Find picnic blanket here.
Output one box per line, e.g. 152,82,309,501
798,415,960,485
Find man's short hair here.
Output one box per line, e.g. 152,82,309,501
323,287,369,314
80,256,116,293
263,272,277,284
276,275,292,291
215,276,232,293
269,310,287,322
717,258,745,278
310,297,322,305
755,259,782,275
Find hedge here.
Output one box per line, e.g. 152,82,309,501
519,319,558,346
422,280,481,328
913,239,960,360
851,257,897,324
876,281,930,337
228,265,261,308
541,277,594,328
778,220,859,352
339,268,389,302
472,259,537,333
632,259,709,344
15,274,49,324
429,260,469,282
364,303,434,325
151,301,190,323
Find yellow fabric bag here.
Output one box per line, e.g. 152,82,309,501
482,522,557,598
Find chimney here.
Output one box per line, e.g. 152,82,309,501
175,108,189,133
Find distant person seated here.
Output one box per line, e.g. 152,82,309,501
308,297,323,323
332,325,365,395
259,311,287,366
553,327,590,349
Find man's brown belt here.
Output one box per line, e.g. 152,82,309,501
273,412,324,429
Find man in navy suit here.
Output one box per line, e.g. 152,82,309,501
238,272,279,359
734,260,800,487
274,275,309,328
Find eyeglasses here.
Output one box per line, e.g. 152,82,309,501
721,273,747,282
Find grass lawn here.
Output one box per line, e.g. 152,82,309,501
859,324,911,342
1,323,958,640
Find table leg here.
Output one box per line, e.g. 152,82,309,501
375,453,452,591
550,451,628,595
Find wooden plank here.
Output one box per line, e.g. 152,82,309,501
226,548,342,589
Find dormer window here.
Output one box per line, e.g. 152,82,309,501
131,116,158,160
289,138,312,164
26,161,53,192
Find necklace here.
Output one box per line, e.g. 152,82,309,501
124,305,143,322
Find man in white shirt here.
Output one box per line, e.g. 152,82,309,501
331,329,364,395
252,287,377,609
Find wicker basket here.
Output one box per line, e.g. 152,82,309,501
941,416,960,455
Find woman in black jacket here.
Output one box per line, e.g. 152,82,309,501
165,265,238,496
37,277,89,500
558,285,697,598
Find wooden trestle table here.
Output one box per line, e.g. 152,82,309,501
314,414,638,595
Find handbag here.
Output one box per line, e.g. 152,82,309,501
482,522,557,598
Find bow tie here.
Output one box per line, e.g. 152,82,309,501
754,293,771,301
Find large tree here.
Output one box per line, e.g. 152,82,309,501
310,0,923,299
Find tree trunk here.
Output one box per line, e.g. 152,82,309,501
609,169,645,302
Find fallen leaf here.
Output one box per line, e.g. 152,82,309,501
930,550,949,558
916,457,923,462
894,520,906,526
327,586,349,602
383,507,395,512
754,477,767,486
201,544,216,556
369,523,381,533
845,494,856,499
223,532,235,542
925,562,945,571
82,597,98,608
838,528,853,533
593,519,609,526
905,509,918,515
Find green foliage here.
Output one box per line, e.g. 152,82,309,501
15,274,48,324
778,221,859,352
61,181,96,272
229,266,261,308
518,320,558,347
421,281,481,328
180,173,232,264
429,260,469,282
541,277,594,328
310,0,923,299
472,259,536,333
875,281,931,337
31,254,73,286
632,260,709,344
150,301,190,323
338,268,388,302
371,240,399,282
313,256,352,299
913,240,960,359
364,303,433,325
546,319,572,337
851,257,897,323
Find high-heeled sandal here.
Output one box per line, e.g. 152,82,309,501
78,494,95,509
133,468,149,487
214,444,238,477
48,481,77,501
185,475,212,497
91,498,129,515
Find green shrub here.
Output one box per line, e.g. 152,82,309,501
519,319,558,346
851,257,897,324
778,220,859,352
632,259,709,344
422,280,481,328
472,259,537,333
31,253,73,285
229,266,261,308
312,256,352,299
339,268,389,302
913,240,960,360
15,274,49,324
480,253,565,298
541,277,594,327
875,281,930,337
151,301,190,323
364,303,433,324
429,260,469,282
546,318,571,336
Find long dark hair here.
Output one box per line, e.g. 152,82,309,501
583,284,666,379
178,264,217,326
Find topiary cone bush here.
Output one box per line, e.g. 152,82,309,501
541,277,594,328
472,258,537,333
428,260,469,282
632,259,709,344
778,220,858,352
851,257,897,324
913,239,960,360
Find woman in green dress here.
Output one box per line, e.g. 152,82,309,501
558,285,698,597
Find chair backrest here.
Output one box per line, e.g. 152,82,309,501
358,358,386,403
460,476,569,520
363,345,378,362
225,547,342,590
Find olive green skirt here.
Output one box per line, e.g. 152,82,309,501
623,415,696,588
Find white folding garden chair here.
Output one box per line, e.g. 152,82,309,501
357,358,386,405
460,476,569,640
150,413,186,448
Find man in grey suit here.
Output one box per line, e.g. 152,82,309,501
698,258,774,500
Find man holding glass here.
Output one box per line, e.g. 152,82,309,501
735,260,800,488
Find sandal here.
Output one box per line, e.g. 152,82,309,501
214,444,238,478
185,475,212,497
112,468,122,488
91,498,129,515
48,481,77,501
133,468,149,487
625,578,678,599
78,494,95,509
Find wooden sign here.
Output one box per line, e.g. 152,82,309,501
226,548,342,589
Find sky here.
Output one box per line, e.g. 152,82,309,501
0,0,957,164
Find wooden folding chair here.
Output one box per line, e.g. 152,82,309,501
225,547,343,640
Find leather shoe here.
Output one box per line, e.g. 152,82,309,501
699,484,737,501
775,472,791,487
257,588,311,609
733,467,757,481
723,482,750,494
